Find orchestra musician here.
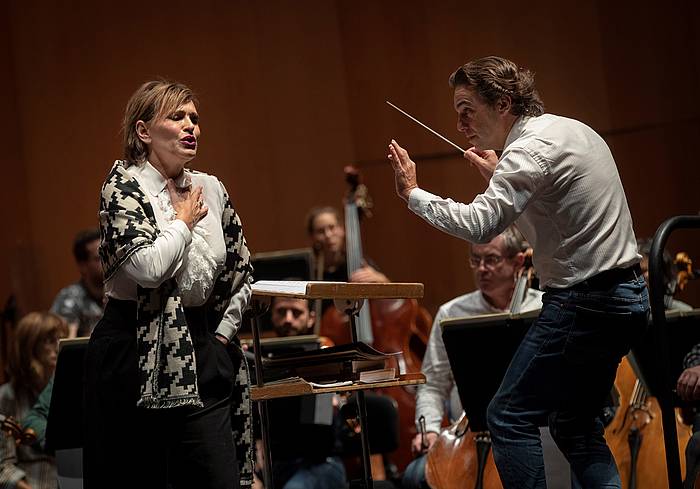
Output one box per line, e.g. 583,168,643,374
678,345,700,489
306,203,430,477
0,312,67,489
640,238,698,488
387,55,649,489
403,226,543,489
637,237,692,311
306,206,388,286
270,296,316,337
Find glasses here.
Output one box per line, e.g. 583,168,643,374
469,254,505,269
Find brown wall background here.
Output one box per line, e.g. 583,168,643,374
3,0,699,319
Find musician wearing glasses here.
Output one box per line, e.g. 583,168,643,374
403,226,543,489
388,55,648,489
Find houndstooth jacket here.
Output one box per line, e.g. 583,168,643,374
98,160,255,486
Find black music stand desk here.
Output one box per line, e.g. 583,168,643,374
440,309,539,432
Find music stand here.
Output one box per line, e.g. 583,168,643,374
440,309,539,432
244,248,315,337
247,336,336,461
46,337,89,489
242,334,323,384
250,281,425,489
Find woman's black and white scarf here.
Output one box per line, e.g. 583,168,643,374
98,160,255,485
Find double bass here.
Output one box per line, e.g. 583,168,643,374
319,166,432,471
424,250,536,489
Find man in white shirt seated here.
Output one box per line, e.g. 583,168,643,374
403,226,545,488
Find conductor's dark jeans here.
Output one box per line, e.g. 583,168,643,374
486,274,649,489
83,299,239,489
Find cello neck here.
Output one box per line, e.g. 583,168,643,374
509,249,534,314
508,275,528,315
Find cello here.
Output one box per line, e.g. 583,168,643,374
605,357,692,489
319,166,433,472
424,249,536,489
604,249,698,489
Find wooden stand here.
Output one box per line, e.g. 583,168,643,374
249,281,425,489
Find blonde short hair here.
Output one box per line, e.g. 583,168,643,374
122,80,198,165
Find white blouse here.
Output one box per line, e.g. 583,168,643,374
104,161,252,340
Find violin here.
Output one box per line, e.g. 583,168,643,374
319,166,433,472
424,248,536,489
0,413,37,446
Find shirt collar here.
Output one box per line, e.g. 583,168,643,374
503,115,529,151
478,291,507,313
136,161,190,196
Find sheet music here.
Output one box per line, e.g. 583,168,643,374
252,280,310,294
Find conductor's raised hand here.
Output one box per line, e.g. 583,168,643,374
387,139,418,202
167,180,208,230
464,147,499,182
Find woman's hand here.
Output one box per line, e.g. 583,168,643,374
463,147,499,182
167,180,208,230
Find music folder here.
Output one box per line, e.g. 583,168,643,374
440,309,540,432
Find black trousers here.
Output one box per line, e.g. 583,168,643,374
83,299,239,489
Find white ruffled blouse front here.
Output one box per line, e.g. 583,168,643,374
155,191,220,306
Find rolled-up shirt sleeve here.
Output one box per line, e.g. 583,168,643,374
121,220,192,288
408,147,546,244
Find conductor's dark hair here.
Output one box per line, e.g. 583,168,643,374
449,56,544,117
